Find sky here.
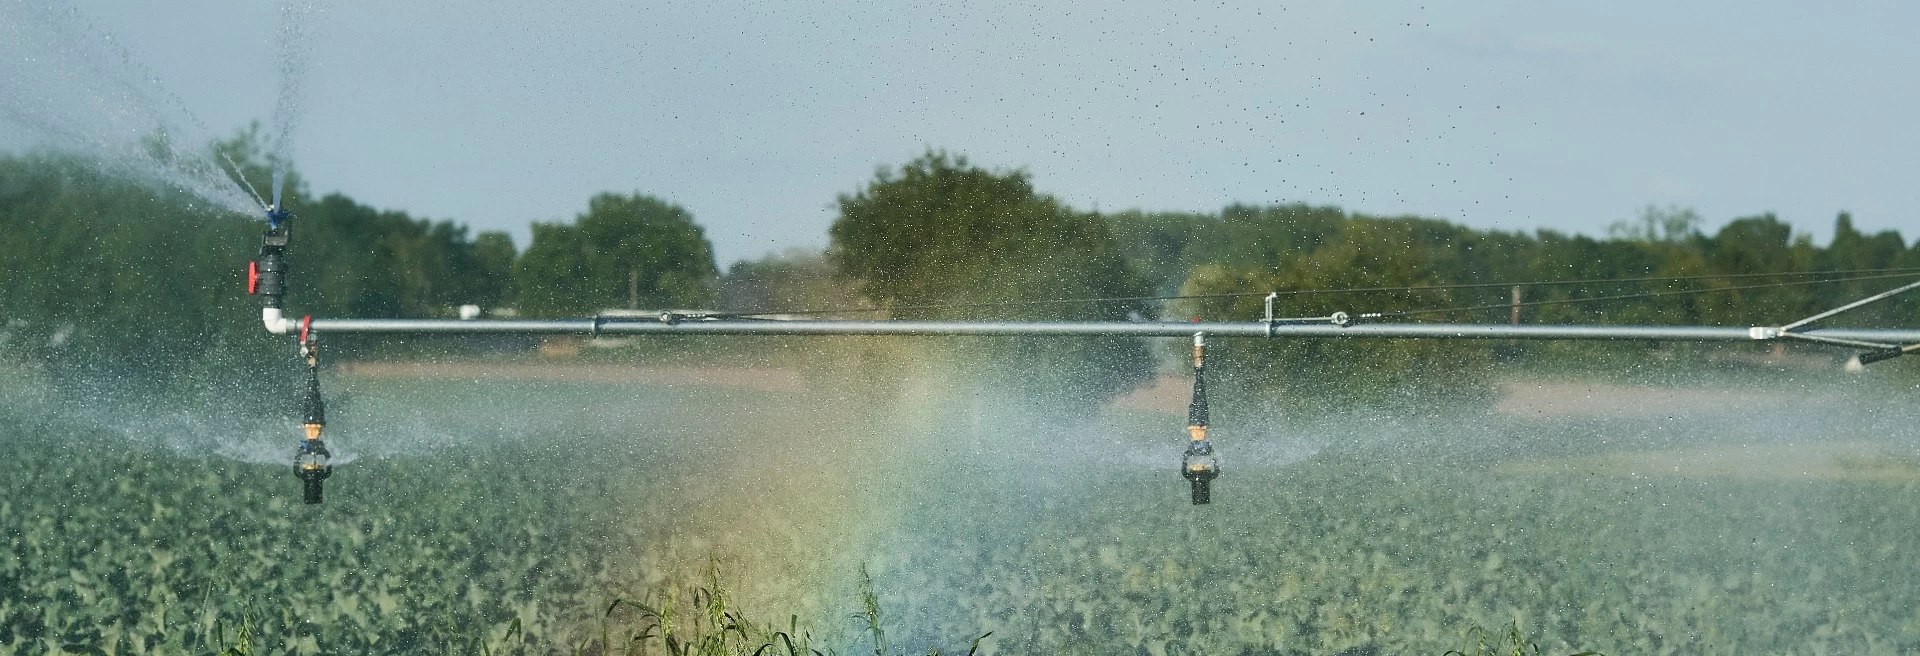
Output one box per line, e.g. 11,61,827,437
5,1,1918,266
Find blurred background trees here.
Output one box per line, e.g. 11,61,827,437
4,137,1920,411
514,193,717,317
828,151,1154,410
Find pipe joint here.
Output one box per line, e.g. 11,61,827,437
262,308,295,334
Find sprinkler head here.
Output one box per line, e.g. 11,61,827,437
1181,438,1219,505
295,438,332,504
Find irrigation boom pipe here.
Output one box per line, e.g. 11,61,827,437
303,317,1920,344
248,201,1920,506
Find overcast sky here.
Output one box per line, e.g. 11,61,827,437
6,1,1918,265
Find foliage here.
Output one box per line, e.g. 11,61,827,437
9,359,1919,654
0,150,273,395
714,249,859,315
289,193,515,318
514,192,717,316
827,151,1154,410
1447,622,1602,656
1098,210,1223,294
1606,204,1702,244
829,152,1144,317
860,394,1920,655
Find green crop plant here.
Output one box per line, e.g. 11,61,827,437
4,371,1916,654
1447,622,1603,656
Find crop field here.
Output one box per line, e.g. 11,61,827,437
4,362,1920,654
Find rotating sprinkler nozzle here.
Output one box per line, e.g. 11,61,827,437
293,332,332,504
1182,332,1220,504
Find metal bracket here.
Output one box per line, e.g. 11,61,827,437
1262,292,1277,335
1262,292,1354,336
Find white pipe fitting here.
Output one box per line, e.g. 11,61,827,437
262,307,296,334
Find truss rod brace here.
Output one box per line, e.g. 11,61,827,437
1782,278,1920,333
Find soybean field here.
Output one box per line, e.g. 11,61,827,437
4,361,1920,654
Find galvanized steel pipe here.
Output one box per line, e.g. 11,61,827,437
303,317,1920,344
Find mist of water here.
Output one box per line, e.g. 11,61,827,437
0,2,310,216
269,2,311,208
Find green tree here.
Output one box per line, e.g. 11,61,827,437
1103,209,1226,293
827,151,1151,408
715,248,857,314
1817,212,1909,326
1699,213,1816,324
830,152,1142,316
461,231,518,309
0,149,271,398
1608,204,1704,244
512,193,717,316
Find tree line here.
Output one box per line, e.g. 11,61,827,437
3,140,1916,409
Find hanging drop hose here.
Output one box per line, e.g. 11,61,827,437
294,323,332,504
1182,332,1219,505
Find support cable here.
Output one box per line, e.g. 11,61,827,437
1352,272,1920,322
707,267,1920,320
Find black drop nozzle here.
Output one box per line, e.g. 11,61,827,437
295,438,332,504
1188,476,1214,505
1183,465,1219,505
302,476,323,504
1857,347,1906,366
298,462,330,504
1182,437,1219,505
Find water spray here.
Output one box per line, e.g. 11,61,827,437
271,165,286,213
1182,332,1220,505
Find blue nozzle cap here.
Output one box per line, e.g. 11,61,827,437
266,206,291,229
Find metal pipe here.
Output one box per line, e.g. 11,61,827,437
304,317,1920,343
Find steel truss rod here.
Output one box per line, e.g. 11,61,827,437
1782,279,1920,333
305,317,1920,344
